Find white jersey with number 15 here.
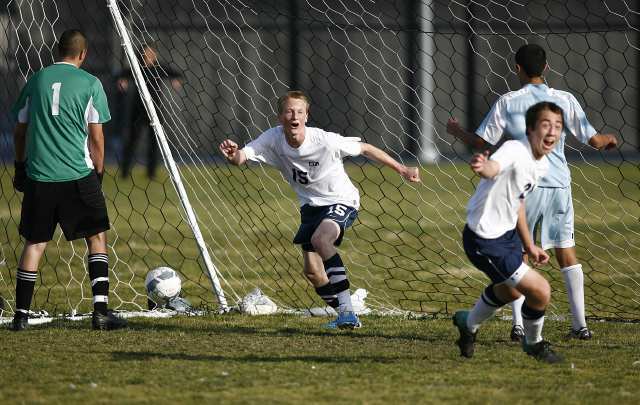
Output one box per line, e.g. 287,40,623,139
243,126,362,208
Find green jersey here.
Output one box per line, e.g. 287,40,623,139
12,62,111,182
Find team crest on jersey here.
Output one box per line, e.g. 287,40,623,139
308,161,319,167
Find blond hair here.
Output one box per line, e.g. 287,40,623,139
277,91,310,114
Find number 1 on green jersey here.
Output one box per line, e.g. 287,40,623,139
51,82,61,116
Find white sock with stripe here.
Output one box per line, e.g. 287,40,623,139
323,254,353,314
88,253,109,315
467,285,506,333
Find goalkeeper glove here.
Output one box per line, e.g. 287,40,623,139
13,161,26,192
96,170,104,185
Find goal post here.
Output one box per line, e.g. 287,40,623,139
0,0,638,321
107,0,228,311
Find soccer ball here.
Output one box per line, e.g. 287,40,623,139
145,267,181,304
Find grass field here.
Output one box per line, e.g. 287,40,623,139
0,160,639,404
1,160,638,320
1,315,639,404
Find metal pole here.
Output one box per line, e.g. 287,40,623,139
465,1,478,136
417,0,438,162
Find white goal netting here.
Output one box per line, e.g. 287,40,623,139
0,0,638,320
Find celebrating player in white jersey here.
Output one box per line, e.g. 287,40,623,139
453,101,563,363
447,44,617,341
219,91,420,329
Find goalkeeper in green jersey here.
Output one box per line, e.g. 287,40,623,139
10,29,127,331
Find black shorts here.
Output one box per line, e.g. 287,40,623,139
19,172,110,243
293,203,358,252
462,225,524,285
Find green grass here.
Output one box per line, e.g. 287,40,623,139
1,314,639,404
1,160,639,319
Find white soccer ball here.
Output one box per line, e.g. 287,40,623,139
145,267,181,304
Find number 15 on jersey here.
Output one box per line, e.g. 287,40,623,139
292,168,309,184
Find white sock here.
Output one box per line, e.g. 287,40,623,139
511,295,524,327
336,290,353,313
466,287,503,333
522,301,546,345
562,264,586,330
523,315,545,345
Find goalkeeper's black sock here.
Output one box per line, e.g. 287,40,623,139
323,253,353,313
88,253,109,315
315,282,339,309
15,269,36,318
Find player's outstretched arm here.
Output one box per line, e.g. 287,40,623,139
447,117,487,150
219,139,247,166
360,143,421,182
588,133,618,151
516,201,549,266
469,150,499,178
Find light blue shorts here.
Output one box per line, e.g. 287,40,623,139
525,186,575,250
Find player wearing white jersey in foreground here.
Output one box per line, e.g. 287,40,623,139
453,101,564,363
448,44,617,341
219,91,420,329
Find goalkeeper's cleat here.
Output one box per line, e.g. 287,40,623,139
10,315,29,332
92,310,128,331
510,325,525,342
523,340,563,364
453,310,476,358
566,327,592,340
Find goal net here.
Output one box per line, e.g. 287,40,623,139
0,0,638,320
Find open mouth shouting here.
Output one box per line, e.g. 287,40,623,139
542,134,557,151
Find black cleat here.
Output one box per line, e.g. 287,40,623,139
453,310,477,358
510,325,525,342
92,310,128,331
566,327,592,340
10,315,29,331
523,340,563,364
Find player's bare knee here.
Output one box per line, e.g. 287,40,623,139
528,281,551,308
85,232,107,254
555,247,578,268
310,234,333,256
25,241,47,254
540,280,551,305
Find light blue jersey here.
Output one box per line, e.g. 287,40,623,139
475,83,596,187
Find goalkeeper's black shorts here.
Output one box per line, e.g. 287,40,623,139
19,171,110,243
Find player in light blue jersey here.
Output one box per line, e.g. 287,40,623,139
447,44,617,341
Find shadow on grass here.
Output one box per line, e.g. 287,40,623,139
110,350,409,364
31,316,454,344
115,321,452,344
